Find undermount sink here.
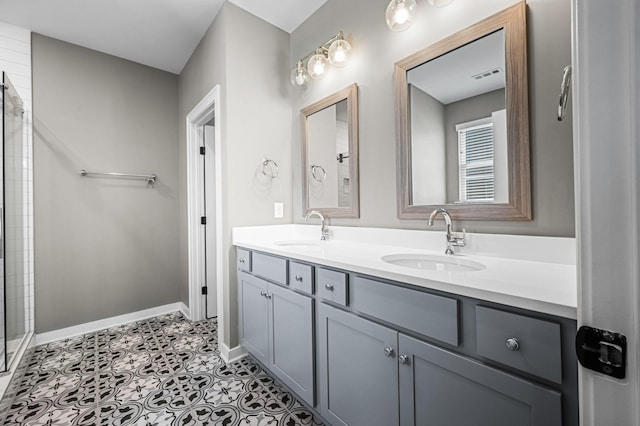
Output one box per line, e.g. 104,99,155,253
381,254,485,272
274,240,324,249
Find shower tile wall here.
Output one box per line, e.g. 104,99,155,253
0,22,34,346
336,120,350,208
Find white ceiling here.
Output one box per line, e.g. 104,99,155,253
408,30,506,105
0,0,327,74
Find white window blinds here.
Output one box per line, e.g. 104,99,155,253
457,119,494,202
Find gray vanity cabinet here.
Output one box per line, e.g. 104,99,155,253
239,271,314,406
239,272,269,365
268,283,314,405
236,248,577,426
318,303,399,426
398,334,562,426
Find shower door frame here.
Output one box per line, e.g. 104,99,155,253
0,71,32,377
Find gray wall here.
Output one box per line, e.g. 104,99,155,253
32,35,181,333
178,3,291,348
291,0,575,237
409,84,446,205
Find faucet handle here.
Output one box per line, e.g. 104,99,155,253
450,228,466,247
321,226,330,241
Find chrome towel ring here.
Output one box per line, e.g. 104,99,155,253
310,164,327,182
261,158,279,179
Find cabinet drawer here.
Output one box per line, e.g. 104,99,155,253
237,248,251,272
252,252,287,285
316,267,347,305
289,261,313,294
476,306,562,384
351,276,459,347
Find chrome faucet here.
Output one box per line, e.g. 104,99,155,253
427,208,465,255
304,210,329,241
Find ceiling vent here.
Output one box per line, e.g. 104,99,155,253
472,67,503,80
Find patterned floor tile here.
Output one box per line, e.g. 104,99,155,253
283,401,326,426
184,353,223,373
24,406,81,426
0,313,326,426
239,412,285,426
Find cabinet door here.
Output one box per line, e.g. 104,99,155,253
239,273,269,365
268,283,314,406
318,303,399,426
398,334,562,426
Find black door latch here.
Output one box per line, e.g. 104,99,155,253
576,326,626,379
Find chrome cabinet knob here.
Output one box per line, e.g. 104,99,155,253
295,275,303,282
324,283,334,291
505,337,520,351
383,347,394,357
260,290,268,297
239,258,245,264
399,355,409,365
265,294,272,299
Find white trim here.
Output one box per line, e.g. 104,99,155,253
455,116,493,132
34,302,188,346
0,332,34,401
573,0,640,424
186,86,224,345
219,343,247,364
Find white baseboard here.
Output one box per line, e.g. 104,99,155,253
219,343,247,364
179,304,191,320
35,302,189,346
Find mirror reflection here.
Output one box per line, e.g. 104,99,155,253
302,83,359,218
395,2,530,220
307,99,350,208
408,30,507,205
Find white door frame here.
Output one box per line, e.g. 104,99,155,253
573,1,639,424
186,86,224,341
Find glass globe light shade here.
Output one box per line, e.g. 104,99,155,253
328,38,352,67
385,0,417,32
428,0,453,6
290,61,309,88
307,50,329,80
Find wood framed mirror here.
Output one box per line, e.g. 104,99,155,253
395,2,530,220
302,83,359,218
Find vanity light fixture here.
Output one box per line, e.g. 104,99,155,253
307,48,330,79
290,31,352,88
290,60,310,88
385,0,453,32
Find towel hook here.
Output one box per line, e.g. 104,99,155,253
261,158,279,179
558,65,572,121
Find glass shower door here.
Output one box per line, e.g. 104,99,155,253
2,72,26,371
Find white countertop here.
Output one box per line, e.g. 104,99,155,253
232,225,577,319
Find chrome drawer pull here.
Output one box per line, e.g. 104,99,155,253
505,337,520,351
295,275,303,282
384,347,394,357
324,283,334,291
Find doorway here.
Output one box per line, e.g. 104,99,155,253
186,86,224,353
202,120,216,319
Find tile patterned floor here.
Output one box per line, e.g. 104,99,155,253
0,312,325,425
